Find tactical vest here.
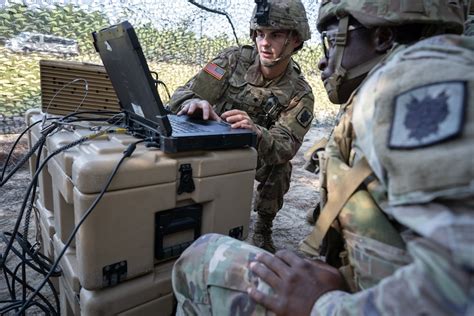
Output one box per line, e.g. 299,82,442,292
301,102,412,292
214,46,300,130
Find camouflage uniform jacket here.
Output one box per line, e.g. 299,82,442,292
312,34,474,315
168,45,314,165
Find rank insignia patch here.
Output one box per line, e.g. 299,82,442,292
203,62,226,80
296,107,313,128
389,81,466,149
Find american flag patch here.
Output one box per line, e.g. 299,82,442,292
203,62,225,80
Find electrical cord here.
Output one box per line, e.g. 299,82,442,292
19,139,46,312
0,111,123,187
15,139,144,315
42,78,89,128
150,71,171,100
0,232,60,314
0,136,86,315
1,128,123,269
23,139,44,239
0,120,46,187
1,128,130,315
0,111,127,314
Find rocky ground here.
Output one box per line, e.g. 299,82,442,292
0,122,332,314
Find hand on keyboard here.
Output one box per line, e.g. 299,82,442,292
221,109,262,138
178,98,221,121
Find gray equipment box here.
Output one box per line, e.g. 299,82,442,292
26,109,257,294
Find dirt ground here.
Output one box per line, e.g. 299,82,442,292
0,123,331,313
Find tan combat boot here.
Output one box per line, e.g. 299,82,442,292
252,213,276,253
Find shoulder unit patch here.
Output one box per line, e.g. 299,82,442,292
296,107,313,128
388,81,466,149
203,62,226,80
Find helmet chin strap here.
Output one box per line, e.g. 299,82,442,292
325,16,386,104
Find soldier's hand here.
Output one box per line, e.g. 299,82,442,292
247,250,347,316
177,98,221,121
221,109,262,137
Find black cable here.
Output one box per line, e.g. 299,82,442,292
3,264,15,299
60,110,123,122
7,260,57,314
1,114,126,267
0,132,79,315
1,233,61,277
1,263,57,314
0,120,38,182
0,111,124,188
187,0,240,46
150,71,171,100
1,299,50,314
0,120,45,186
1,135,89,269
23,140,44,238
16,139,143,315
21,138,45,311
0,113,125,314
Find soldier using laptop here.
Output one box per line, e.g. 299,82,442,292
168,0,315,253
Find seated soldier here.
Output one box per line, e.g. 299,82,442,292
167,0,315,253
171,0,474,315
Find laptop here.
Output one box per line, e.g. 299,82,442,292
92,21,256,153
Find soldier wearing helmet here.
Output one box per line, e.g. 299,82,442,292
168,0,314,253
171,0,474,315
304,0,474,225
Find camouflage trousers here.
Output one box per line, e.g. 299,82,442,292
254,160,292,216
172,234,273,316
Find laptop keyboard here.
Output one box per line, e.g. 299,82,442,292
168,115,209,133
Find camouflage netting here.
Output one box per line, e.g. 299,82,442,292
0,0,335,134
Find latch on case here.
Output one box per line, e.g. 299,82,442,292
178,164,195,194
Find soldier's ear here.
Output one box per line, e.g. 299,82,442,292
291,34,303,52
374,26,395,53
291,32,302,45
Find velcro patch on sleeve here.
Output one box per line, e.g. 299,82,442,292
203,62,226,80
296,107,313,128
389,81,466,149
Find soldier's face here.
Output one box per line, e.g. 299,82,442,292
255,28,301,66
318,20,378,103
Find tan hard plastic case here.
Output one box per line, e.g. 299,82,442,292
27,109,257,299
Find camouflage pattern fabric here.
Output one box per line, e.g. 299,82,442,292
168,45,314,215
172,35,474,315
249,0,311,42
317,0,465,34
315,34,474,315
353,35,474,205
172,233,271,316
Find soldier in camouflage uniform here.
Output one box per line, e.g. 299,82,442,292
172,0,474,315
168,0,314,252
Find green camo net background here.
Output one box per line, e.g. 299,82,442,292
0,0,336,134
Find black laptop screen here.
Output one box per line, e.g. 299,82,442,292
93,21,172,137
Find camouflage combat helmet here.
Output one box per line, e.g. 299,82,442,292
250,0,311,42
317,0,465,104
317,0,465,34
